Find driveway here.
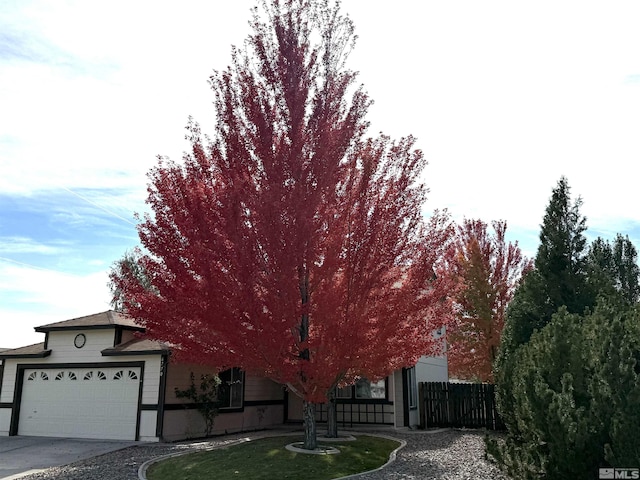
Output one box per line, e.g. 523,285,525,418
0,436,134,480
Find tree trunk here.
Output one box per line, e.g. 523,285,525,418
303,400,317,450
299,269,318,450
326,387,338,438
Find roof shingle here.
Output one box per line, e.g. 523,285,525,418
35,311,144,332
101,338,170,356
0,342,51,358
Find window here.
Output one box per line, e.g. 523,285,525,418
331,378,389,400
219,367,243,408
336,385,352,399
407,367,417,409
355,378,386,399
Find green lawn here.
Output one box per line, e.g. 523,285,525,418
147,435,401,480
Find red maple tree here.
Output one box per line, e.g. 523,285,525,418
446,219,532,382
112,0,457,448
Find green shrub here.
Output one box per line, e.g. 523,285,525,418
488,304,640,479
175,372,223,437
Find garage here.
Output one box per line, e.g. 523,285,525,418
18,366,141,441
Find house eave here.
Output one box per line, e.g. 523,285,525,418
35,324,145,333
0,350,52,360
101,349,169,357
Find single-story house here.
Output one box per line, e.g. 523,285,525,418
0,311,447,441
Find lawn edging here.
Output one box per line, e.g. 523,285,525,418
138,431,406,480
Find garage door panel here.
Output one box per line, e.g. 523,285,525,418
18,367,141,440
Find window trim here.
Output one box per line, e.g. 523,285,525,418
325,378,393,404
218,367,244,410
335,385,353,399
353,377,389,400
407,367,417,409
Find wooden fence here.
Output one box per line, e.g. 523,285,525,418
419,382,505,430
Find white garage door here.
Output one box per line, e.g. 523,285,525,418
18,367,141,440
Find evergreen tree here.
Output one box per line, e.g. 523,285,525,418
535,176,590,315
491,177,640,477
501,177,595,356
587,234,640,306
495,177,592,445
498,177,591,356
487,304,640,479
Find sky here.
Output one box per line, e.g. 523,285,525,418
2,1,640,348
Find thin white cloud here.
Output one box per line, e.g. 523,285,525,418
59,187,137,226
0,237,67,255
0,262,112,348
5,189,144,235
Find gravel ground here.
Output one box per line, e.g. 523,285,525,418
15,428,510,480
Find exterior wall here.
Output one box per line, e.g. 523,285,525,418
0,408,10,437
163,362,219,404
46,329,117,360
0,329,163,441
161,362,285,441
393,370,404,428
415,355,448,383
163,404,283,440
139,410,160,442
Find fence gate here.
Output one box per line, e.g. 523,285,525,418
419,382,505,430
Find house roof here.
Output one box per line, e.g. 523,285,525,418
0,342,52,359
101,338,170,357
35,311,145,333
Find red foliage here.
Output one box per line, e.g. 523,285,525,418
112,0,457,404
446,219,532,382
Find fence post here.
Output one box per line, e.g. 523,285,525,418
419,382,426,429
484,384,492,429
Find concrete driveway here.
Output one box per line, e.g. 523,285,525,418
0,436,134,479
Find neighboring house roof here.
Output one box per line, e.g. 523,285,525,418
102,338,170,357
0,342,52,359
34,310,145,333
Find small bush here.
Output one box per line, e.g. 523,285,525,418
175,372,223,437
